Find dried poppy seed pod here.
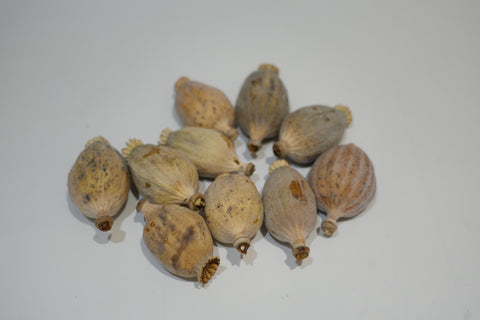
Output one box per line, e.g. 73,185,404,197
235,64,289,153
122,139,204,211
308,143,376,237
204,173,264,254
159,127,255,179
138,200,220,284
68,136,130,231
174,77,238,141
273,104,352,164
263,160,317,261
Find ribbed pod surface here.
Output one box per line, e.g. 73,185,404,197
308,143,376,237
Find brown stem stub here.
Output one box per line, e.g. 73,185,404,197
273,141,286,158
187,193,205,211
293,246,310,261
174,77,190,92
198,256,220,284
248,139,262,154
237,243,250,255
244,163,255,177
321,220,338,237
258,64,279,75
95,215,113,232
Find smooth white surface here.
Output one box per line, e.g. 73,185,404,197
1,1,479,319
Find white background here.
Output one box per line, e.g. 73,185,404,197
1,1,479,319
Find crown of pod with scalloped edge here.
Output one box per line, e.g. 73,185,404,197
263,160,317,261
68,136,130,232
235,63,290,154
308,143,376,237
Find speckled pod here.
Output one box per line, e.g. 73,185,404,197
137,200,220,284
308,143,376,237
174,77,238,141
122,139,204,211
262,160,317,261
204,173,264,254
235,64,289,153
159,127,255,179
68,137,130,231
273,105,352,164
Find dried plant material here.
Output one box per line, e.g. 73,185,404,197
122,138,204,211
273,104,352,164
159,127,254,179
68,136,130,231
204,173,264,254
235,64,289,153
308,143,376,237
137,200,220,284
263,160,317,261
174,77,238,140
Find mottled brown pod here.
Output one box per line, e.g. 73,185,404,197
174,77,238,140
122,139,204,211
159,127,254,179
235,64,289,153
137,200,220,284
273,104,352,164
263,160,317,261
204,173,264,254
308,143,376,237
68,137,130,231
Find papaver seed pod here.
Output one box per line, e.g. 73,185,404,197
235,64,289,153
308,143,376,237
159,126,255,179
263,160,317,261
273,104,352,164
204,173,264,254
137,200,220,284
68,136,130,231
174,77,238,141
122,139,204,211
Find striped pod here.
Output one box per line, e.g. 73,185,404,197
308,143,376,237
235,64,290,154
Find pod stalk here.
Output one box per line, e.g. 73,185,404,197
95,215,113,232
292,245,310,261
187,193,205,211
321,219,338,237
198,256,220,284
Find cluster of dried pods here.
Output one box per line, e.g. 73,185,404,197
68,63,376,285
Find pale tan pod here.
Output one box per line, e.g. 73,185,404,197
159,127,255,179
121,139,204,211
235,64,290,153
174,77,238,141
273,104,352,164
204,173,264,254
68,136,130,231
263,160,317,260
308,143,376,237
137,200,220,284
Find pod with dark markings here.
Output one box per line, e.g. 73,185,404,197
137,200,220,284
308,143,376,237
68,136,130,231
174,77,238,140
263,160,317,261
273,104,352,164
235,64,289,153
122,139,204,211
204,173,264,254
159,127,254,179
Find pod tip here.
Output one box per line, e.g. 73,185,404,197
233,237,251,255
273,141,287,158
247,139,262,154
121,138,144,161
268,159,289,174
95,215,113,232
187,193,205,211
334,104,352,126
85,136,109,148
174,77,190,92
159,128,172,146
198,256,220,284
225,127,238,141
258,63,279,75
321,220,338,237
293,245,310,261
245,163,255,177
